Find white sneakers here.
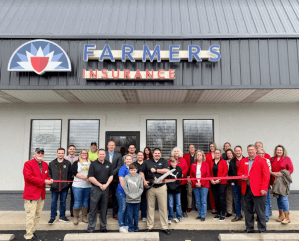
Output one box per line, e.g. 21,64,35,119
142,218,147,222
168,220,172,224
119,226,128,233
173,218,180,223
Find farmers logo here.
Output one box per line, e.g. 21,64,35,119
8,39,71,75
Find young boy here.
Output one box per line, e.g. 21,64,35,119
123,163,144,232
167,158,182,224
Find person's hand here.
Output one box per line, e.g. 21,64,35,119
242,175,248,181
211,180,216,185
196,182,201,187
231,183,235,186
182,174,184,178
275,172,283,177
150,168,156,173
45,179,52,185
83,175,88,179
144,181,149,188
261,190,267,196
86,178,90,182
98,183,103,188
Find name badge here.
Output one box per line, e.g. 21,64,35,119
106,166,109,168
45,171,48,173
63,165,66,168
245,163,249,165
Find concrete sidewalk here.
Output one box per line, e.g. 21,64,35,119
0,210,298,231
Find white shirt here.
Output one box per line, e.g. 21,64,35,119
196,164,201,183
73,161,92,188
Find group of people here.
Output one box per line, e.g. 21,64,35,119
22,140,294,240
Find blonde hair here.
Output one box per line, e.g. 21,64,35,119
195,150,206,162
274,145,288,158
79,149,91,165
171,147,183,157
124,154,133,164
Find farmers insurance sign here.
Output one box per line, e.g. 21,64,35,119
83,44,221,80
8,40,221,80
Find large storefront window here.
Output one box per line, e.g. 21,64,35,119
30,120,62,163
146,120,177,159
68,120,100,155
183,120,214,154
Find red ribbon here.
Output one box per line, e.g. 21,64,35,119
52,175,249,183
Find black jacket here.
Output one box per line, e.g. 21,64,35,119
227,156,244,185
166,166,182,194
48,158,72,192
104,151,123,180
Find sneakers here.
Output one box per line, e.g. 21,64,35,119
119,226,128,233
59,217,70,222
201,218,205,222
173,218,180,223
32,232,41,241
195,216,201,220
183,212,188,217
142,218,147,222
168,219,172,224
178,218,183,222
219,216,225,222
48,218,55,224
213,214,220,220
225,213,232,217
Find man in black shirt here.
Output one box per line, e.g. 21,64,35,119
87,149,113,233
140,148,170,235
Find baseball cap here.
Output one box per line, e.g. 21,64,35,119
35,148,44,153
91,142,97,146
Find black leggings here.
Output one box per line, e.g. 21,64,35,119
180,184,187,213
211,184,227,216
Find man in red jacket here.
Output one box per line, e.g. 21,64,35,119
23,148,53,241
238,144,270,233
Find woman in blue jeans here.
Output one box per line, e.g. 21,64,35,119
71,149,92,225
190,150,210,222
116,154,133,233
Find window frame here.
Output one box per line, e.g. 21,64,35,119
67,119,100,155
182,119,214,154
29,119,62,160
146,119,177,157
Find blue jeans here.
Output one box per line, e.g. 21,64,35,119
116,192,128,227
51,190,68,219
167,193,183,219
232,185,242,218
193,187,209,218
127,203,140,232
72,186,91,209
277,194,289,212
265,188,272,221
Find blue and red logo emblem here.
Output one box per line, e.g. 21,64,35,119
8,39,71,75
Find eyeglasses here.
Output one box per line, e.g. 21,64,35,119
81,153,88,155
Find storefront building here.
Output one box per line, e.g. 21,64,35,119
0,0,298,204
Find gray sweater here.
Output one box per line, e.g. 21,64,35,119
123,173,144,203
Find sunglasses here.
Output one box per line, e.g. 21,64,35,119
37,151,44,154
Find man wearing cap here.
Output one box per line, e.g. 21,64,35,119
89,142,98,161
23,148,53,241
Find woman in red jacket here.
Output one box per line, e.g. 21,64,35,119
210,149,228,221
271,145,294,224
190,150,210,221
168,147,189,217
205,142,217,214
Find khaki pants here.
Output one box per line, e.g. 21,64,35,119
146,184,168,230
24,198,44,240
187,179,193,209
226,184,234,214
